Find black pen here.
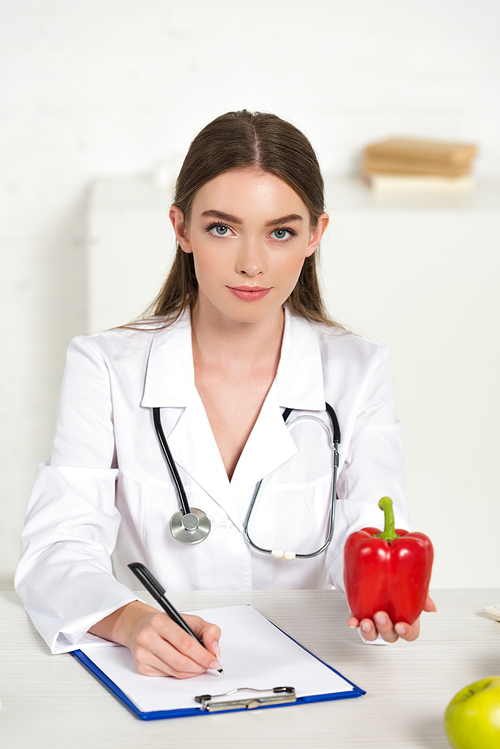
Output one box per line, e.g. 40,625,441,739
128,562,223,673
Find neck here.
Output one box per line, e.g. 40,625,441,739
190,303,285,373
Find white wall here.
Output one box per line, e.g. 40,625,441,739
1,0,500,588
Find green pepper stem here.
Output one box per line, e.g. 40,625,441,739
376,496,399,542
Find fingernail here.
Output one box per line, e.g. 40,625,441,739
348,622,357,629
213,641,221,658
374,613,386,626
395,624,406,635
209,659,222,671
361,622,371,633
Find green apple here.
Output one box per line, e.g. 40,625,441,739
444,677,500,749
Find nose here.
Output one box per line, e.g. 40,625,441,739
236,237,264,277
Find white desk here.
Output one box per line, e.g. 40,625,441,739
1,589,499,748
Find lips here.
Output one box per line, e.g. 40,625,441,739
227,286,272,301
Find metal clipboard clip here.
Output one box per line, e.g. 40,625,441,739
195,686,296,712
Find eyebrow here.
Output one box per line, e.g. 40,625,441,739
201,210,243,224
265,214,304,227
200,210,304,227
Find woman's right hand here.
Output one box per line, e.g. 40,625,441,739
89,601,222,678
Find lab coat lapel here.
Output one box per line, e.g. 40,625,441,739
229,381,296,494
166,395,234,516
141,312,235,524
230,308,326,492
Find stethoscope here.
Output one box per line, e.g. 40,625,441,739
152,403,341,560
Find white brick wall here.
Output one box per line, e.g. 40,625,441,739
1,0,499,585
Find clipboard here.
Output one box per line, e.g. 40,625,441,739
71,605,365,720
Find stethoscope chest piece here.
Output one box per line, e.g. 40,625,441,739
170,508,211,545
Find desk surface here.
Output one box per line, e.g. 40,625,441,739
1,589,500,748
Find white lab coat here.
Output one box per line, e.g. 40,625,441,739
15,306,411,653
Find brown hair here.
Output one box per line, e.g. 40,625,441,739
142,110,340,327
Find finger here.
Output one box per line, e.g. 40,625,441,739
133,648,178,677
424,594,437,612
347,616,360,630
157,626,220,671
185,615,222,659
137,665,170,677
136,631,215,677
180,615,222,670
373,611,399,643
394,618,421,642
359,618,380,641
134,644,208,679
137,615,217,674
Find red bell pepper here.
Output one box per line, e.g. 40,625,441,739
344,497,434,625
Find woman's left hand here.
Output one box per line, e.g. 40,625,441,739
347,593,437,643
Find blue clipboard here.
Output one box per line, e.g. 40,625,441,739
71,607,365,720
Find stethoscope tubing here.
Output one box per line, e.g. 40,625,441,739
153,402,341,558
153,407,191,517
243,405,340,559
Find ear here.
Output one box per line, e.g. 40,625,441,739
169,205,192,253
305,212,329,257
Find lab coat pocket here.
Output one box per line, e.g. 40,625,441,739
246,415,335,557
116,471,156,548
246,475,332,557
114,470,171,579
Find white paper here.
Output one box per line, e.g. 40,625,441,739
78,605,355,713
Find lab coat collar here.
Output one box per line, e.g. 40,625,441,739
141,306,326,411
141,310,195,408
275,306,326,411
140,307,327,525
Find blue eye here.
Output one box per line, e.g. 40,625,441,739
272,228,295,240
273,229,288,239
207,223,232,237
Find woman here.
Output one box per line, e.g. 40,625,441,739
15,110,434,679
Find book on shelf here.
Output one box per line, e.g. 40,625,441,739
363,156,471,177
362,137,478,192
365,137,476,163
